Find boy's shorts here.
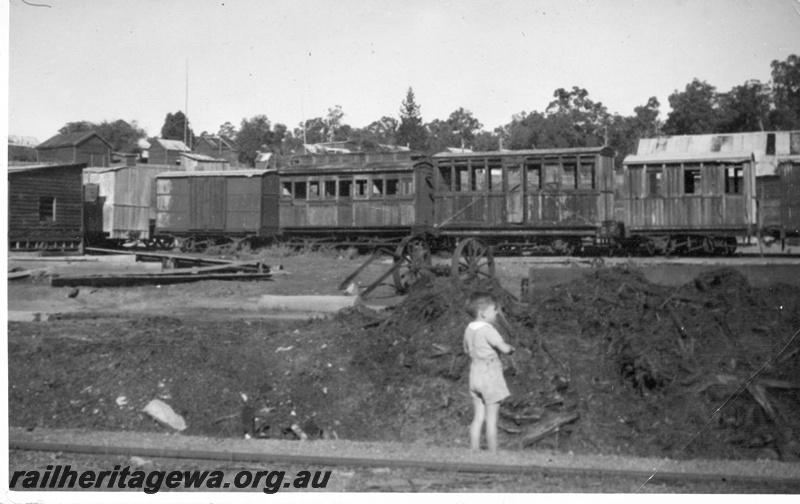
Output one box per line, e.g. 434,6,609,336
469,359,510,405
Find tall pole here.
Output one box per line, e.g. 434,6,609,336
184,58,189,148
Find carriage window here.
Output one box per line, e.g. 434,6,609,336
562,163,577,190
489,166,503,192
725,166,743,194
471,166,486,191
386,178,399,196
437,165,453,192
684,166,701,194
39,197,56,222
525,163,541,191
354,179,369,198
372,179,384,196
544,164,560,190
455,163,469,192
281,182,292,197
401,178,413,195
766,133,776,155
338,179,352,198
324,180,337,198
308,180,320,199
578,162,595,190
293,181,307,199
647,168,663,196
507,166,522,193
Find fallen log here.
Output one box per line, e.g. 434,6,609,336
520,411,580,447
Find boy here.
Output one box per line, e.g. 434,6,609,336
463,292,515,453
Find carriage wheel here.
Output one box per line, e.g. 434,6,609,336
451,238,495,281
393,235,432,294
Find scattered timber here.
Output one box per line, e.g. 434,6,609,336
50,260,271,288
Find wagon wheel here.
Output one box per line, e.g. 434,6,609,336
393,235,432,294
451,238,495,281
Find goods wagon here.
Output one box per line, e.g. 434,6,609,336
757,157,800,242
619,151,757,255
155,169,279,250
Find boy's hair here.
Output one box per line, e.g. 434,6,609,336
466,292,497,318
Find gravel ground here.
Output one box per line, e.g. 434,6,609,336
10,427,800,488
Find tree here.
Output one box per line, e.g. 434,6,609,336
770,54,800,129
58,121,96,135
160,111,193,144
363,116,399,145
236,115,273,167
662,79,720,135
218,121,237,139
717,80,772,132
396,87,427,150
544,86,609,147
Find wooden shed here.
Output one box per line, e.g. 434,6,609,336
155,169,279,238
148,138,190,165
193,135,241,166
82,164,181,244
180,152,231,172
8,163,87,251
36,131,112,167
620,151,757,234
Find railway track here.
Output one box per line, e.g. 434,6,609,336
9,428,800,493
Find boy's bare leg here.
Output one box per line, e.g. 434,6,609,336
485,402,501,453
470,396,486,450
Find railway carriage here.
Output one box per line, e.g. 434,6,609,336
277,150,434,246
620,151,757,255
429,146,618,255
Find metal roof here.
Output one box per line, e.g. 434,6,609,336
180,152,229,162
151,138,191,151
433,146,615,158
37,131,112,150
624,151,754,165
157,169,273,178
8,162,87,174
195,135,239,150
8,135,40,147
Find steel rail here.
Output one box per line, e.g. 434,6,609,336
10,439,800,488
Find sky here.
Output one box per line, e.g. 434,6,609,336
5,0,800,144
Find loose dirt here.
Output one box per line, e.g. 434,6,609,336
7,248,800,465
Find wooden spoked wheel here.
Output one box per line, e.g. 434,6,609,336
393,236,432,294
451,238,495,281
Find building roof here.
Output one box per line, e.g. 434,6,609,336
624,151,754,165
7,162,87,175
150,138,191,151
180,152,229,162
37,131,113,150
255,152,273,163
157,169,272,178
433,146,615,158
195,135,239,151
8,135,40,147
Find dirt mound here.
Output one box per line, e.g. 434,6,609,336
8,266,800,461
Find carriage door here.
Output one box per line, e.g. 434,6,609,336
506,163,523,223
191,176,226,231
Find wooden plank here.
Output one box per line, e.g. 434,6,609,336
50,272,272,288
